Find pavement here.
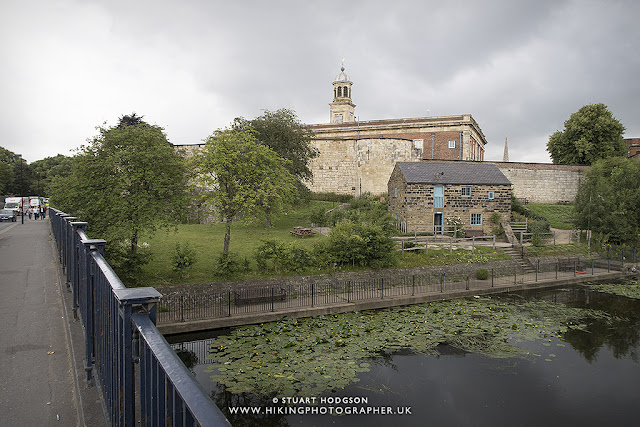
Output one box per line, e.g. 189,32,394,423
0,218,106,426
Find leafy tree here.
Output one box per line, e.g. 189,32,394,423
0,147,34,195
0,157,13,195
573,157,640,244
197,128,297,255
49,116,189,280
233,108,318,183
30,154,74,196
547,103,627,165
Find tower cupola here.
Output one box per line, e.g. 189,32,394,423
329,62,355,124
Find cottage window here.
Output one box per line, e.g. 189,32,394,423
488,191,494,199
470,213,482,226
461,186,471,197
394,187,398,198
413,139,423,150
448,140,455,149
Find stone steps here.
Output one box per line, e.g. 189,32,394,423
503,246,536,273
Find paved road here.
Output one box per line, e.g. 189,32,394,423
0,218,104,426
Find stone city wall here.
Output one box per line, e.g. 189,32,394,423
491,162,588,204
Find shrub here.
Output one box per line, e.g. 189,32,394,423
528,219,551,246
309,205,329,227
490,212,504,237
216,252,242,278
476,269,489,280
321,221,396,268
172,242,197,279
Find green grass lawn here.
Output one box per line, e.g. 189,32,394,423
527,203,575,229
140,201,333,286
139,201,588,287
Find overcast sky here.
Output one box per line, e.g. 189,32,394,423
2,0,639,164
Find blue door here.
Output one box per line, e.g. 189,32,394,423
434,185,444,208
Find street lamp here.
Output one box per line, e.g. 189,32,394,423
17,154,23,224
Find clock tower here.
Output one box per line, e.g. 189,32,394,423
329,63,355,124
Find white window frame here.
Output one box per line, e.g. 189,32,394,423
488,191,495,200
470,213,482,226
413,139,423,150
461,186,471,197
448,140,456,149
394,187,398,198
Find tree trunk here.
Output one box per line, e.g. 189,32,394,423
223,221,231,255
131,230,138,254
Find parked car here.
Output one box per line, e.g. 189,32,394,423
0,209,18,222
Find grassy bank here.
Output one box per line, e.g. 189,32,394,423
527,203,575,229
140,200,517,286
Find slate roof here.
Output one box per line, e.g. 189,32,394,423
396,162,511,185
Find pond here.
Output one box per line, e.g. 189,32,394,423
168,278,640,427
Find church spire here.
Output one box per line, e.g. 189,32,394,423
329,60,355,124
503,137,509,162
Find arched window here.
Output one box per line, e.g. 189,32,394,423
345,87,349,98
337,86,343,97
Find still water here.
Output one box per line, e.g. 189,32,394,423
168,280,640,427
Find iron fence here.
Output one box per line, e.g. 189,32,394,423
50,209,229,427
157,257,625,325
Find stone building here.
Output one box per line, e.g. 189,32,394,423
306,66,488,196
388,162,512,235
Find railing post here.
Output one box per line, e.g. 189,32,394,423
81,238,106,387
536,259,539,282
271,287,275,312
381,278,384,299
574,259,577,277
311,283,314,307
228,291,232,317
514,266,517,284
466,271,469,290
491,268,494,287
591,259,594,275
57,213,69,264
412,275,415,296
441,273,445,292
62,216,78,286
70,222,88,316
556,262,558,279
113,288,162,427
347,280,351,303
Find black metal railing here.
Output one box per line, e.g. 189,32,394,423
50,209,229,427
157,257,628,325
